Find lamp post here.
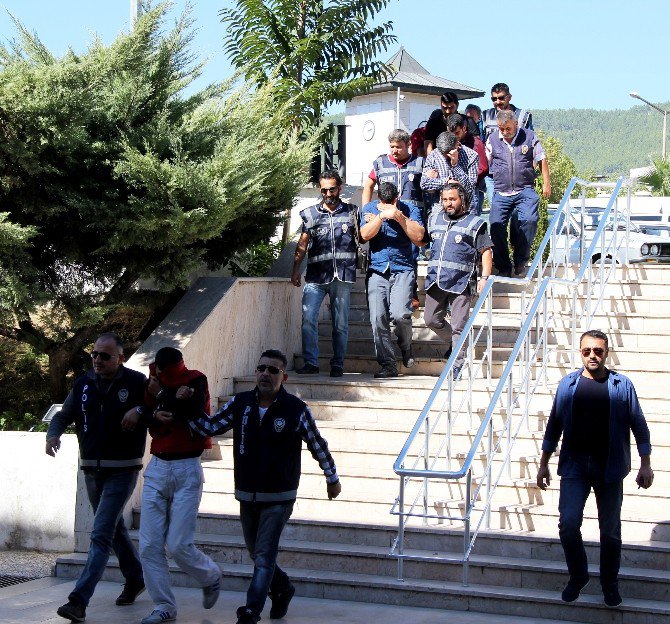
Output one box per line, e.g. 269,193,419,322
130,0,141,25
630,91,668,160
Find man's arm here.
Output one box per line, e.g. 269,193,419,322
188,395,236,437
291,231,310,287
476,248,493,294
420,153,448,191
539,158,551,199
46,391,77,456
473,137,489,181
536,450,553,490
299,405,340,499
535,390,566,488
361,175,376,206
360,203,385,242
393,202,425,246
628,380,653,489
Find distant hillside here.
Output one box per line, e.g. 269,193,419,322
534,104,669,177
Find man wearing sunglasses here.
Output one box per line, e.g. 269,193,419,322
291,169,358,377
537,330,653,608
481,82,533,141
46,333,148,623
189,349,341,624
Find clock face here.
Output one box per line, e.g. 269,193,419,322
362,119,375,141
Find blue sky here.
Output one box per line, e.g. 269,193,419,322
0,0,667,113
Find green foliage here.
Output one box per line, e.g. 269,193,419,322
220,0,397,124
640,157,670,196
0,338,50,431
228,240,284,277
0,3,318,398
534,104,670,176
531,133,578,257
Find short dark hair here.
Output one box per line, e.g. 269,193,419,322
491,82,510,94
155,346,183,370
377,181,398,203
435,131,458,153
319,169,342,186
580,330,608,348
440,91,459,105
445,113,467,133
96,332,124,351
260,349,288,368
464,104,481,116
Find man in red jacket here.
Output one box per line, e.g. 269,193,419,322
138,347,222,624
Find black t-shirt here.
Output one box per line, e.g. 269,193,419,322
570,373,610,459
424,110,480,145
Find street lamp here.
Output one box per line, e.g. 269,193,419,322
630,91,668,160
130,0,141,25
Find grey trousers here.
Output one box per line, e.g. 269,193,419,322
367,269,415,367
423,284,472,369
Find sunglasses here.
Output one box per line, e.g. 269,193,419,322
491,95,508,101
320,186,339,194
581,347,605,357
256,364,283,375
91,351,115,361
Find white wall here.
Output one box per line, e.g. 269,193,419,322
0,432,79,551
345,91,441,187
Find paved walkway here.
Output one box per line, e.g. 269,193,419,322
0,577,582,624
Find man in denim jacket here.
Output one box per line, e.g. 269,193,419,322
537,330,653,608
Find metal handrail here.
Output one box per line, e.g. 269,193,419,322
391,177,630,584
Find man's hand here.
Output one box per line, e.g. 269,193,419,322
121,408,141,431
426,169,439,179
542,182,552,199
378,206,397,221
153,410,174,424
476,278,487,295
636,464,654,489
447,148,459,166
147,375,161,397
327,480,342,500
175,385,194,400
536,464,551,490
46,436,60,457
364,212,375,223
290,269,302,287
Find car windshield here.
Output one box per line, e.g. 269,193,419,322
576,209,641,233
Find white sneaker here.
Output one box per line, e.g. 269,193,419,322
141,609,177,624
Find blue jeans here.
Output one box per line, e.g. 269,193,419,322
558,456,624,588
471,188,485,216
69,470,143,606
239,501,294,617
302,279,352,368
490,187,539,274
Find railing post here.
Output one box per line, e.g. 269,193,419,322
463,470,472,586
398,476,405,581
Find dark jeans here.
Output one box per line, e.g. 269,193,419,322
558,457,624,588
490,187,539,273
69,470,143,606
240,501,294,617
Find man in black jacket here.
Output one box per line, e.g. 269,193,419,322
189,349,341,624
46,333,148,623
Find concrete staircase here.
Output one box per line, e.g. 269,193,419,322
56,264,670,623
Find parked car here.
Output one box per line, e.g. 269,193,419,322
548,207,670,264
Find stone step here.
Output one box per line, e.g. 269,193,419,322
53,554,670,624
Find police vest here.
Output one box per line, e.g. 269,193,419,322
372,154,424,207
426,211,486,294
301,201,358,285
482,105,532,139
488,128,538,194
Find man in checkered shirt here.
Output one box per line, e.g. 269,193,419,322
420,131,479,214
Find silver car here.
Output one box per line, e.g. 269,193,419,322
549,207,670,264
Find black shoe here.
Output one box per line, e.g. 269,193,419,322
444,346,453,361
451,364,462,380
401,348,415,369
295,363,319,374
514,264,527,277
374,366,399,378
269,583,296,619
236,606,260,624
57,600,86,622
329,366,344,377
561,576,589,602
115,580,145,605
602,584,622,607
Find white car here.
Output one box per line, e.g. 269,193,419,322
548,207,670,264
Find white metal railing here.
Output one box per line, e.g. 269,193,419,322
391,177,630,584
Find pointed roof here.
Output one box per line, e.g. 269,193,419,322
369,47,484,99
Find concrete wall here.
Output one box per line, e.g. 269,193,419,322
345,91,440,187
0,432,79,551
74,276,303,551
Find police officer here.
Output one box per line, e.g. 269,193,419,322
423,182,493,379
291,170,358,377
485,109,551,277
